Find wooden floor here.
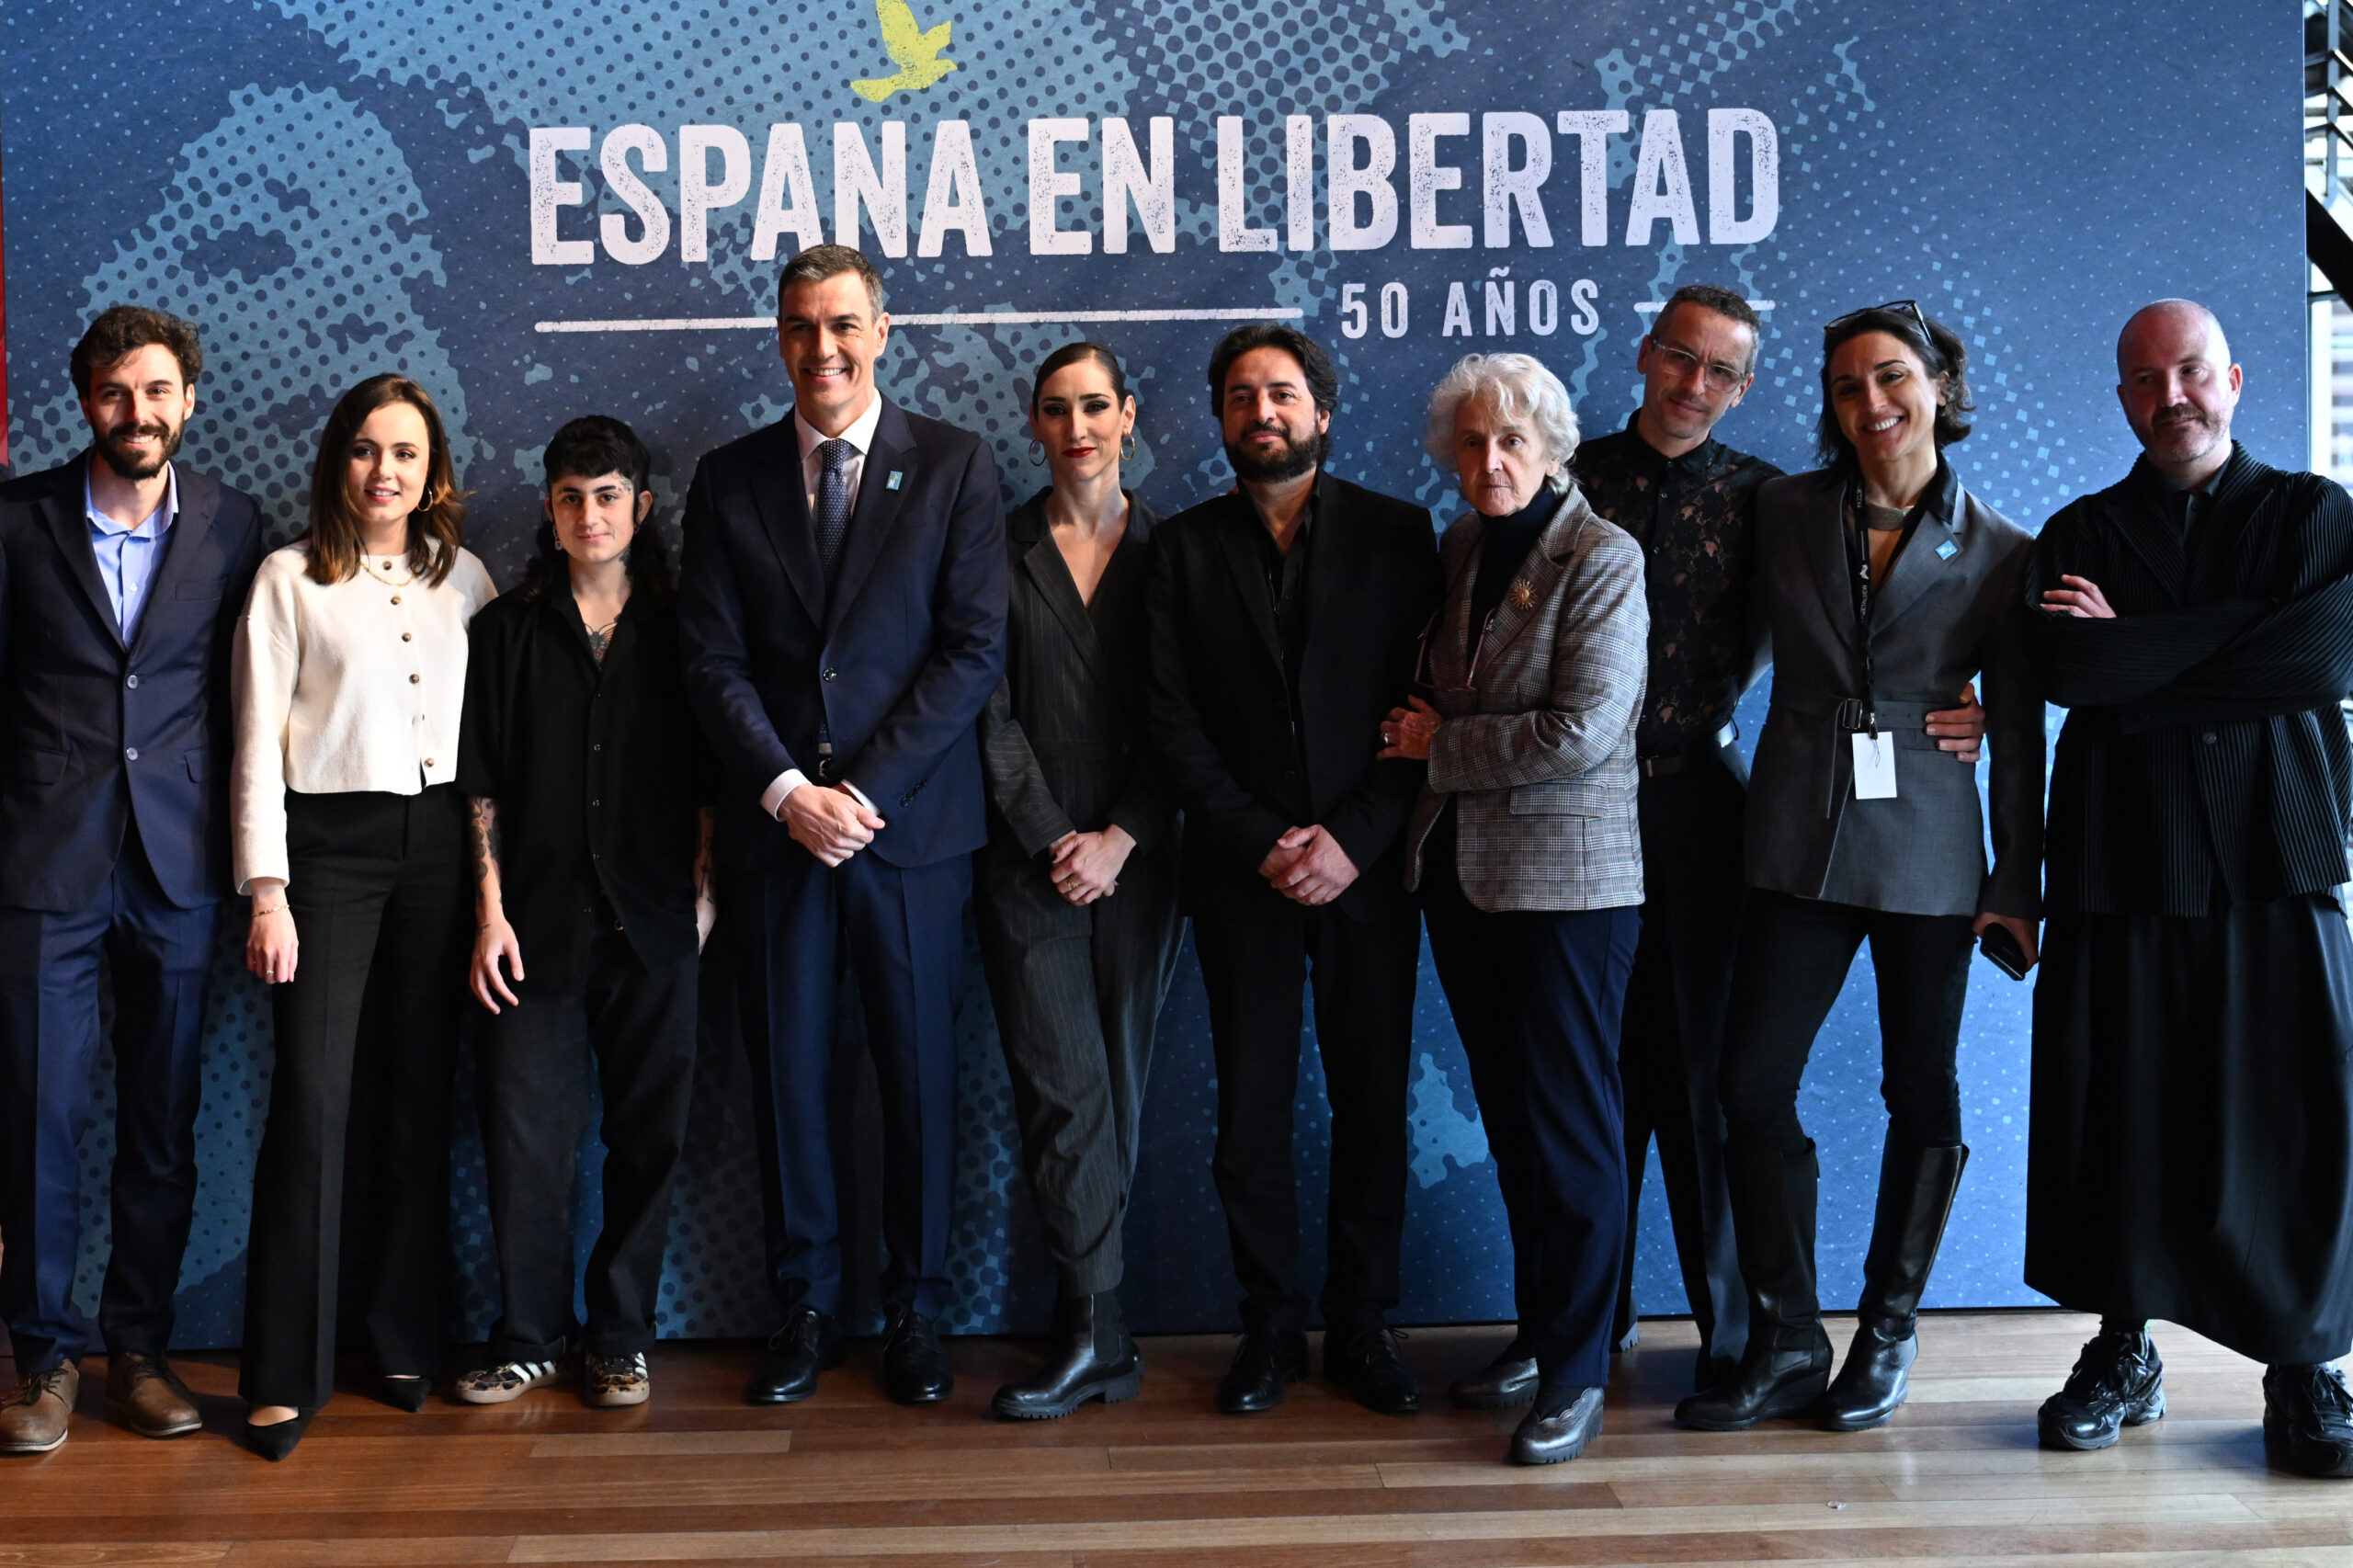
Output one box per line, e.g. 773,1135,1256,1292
0,1312,2346,1567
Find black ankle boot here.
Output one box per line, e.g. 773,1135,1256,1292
992,1290,1142,1420
1820,1139,1967,1431
1675,1142,1832,1431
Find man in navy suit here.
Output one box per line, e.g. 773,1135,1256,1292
0,307,263,1453
678,244,1006,1407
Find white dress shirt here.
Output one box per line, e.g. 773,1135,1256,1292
760,393,885,821
84,460,178,642
231,541,497,892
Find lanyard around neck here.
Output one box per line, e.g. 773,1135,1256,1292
1845,479,1929,736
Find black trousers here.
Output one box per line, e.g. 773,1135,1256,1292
1615,759,1749,1368
480,924,698,1362
1191,893,1419,1335
975,832,1183,1297
0,820,218,1372
1719,889,1972,1155
240,787,470,1409
733,847,968,1321
1423,828,1641,1389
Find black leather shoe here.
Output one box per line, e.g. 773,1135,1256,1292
377,1375,430,1414
1510,1384,1604,1465
1819,1139,1967,1432
880,1303,953,1405
2038,1324,2164,1451
993,1291,1142,1420
1675,1142,1832,1431
243,1409,314,1462
1325,1323,1421,1415
744,1307,843,1405
2263,1362,2353,1478
1217,1328,1309,1415
1449,1338,1539,1410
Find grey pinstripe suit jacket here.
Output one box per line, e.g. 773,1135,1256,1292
1403,482,1650,913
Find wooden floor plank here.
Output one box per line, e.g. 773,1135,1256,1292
0,1313,2341,1568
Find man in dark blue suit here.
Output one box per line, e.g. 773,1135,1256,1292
0,307,263,1453
678,244,1006,1407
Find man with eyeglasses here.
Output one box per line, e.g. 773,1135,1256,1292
1532,285,1985,1409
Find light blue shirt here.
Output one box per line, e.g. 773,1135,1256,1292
84,460,178,642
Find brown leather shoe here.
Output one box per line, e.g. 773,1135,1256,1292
106,1353,200,1438
0,1362,80,1455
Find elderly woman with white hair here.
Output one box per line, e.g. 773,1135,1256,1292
1380,352,1650,1465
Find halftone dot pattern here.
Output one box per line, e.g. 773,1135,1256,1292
11,86,476,553
12,0,2308,1347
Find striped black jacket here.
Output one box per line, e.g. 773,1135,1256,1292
2027,444,2353,915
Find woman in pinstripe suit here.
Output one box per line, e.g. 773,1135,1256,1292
1383,352,1652,1466
977,342,1183,1421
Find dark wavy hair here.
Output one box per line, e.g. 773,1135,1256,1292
304,375,467,587
1814,305,1975,466
519,415,673,606
1205,323,1339,416
71,305,204,398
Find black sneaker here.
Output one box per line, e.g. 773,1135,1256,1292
2038,1326,2164,1451
2263,1362,2353,1479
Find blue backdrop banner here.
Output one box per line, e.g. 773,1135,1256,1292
0,0,2304,1345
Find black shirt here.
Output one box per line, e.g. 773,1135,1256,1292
1245,474,1325,776
1467,482,1560,638
457,583,716,991
1575,415,1781,756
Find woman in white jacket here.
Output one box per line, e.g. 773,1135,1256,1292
232,374,494,1459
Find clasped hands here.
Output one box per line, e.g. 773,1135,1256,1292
1046,824,1135,906
1258,824,1359,905
781,780,887,867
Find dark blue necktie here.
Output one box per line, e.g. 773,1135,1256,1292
814,437,854,585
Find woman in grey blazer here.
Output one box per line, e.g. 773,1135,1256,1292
1384,353,1650,1466
976,342,1182,1420
1676,304,2043,1436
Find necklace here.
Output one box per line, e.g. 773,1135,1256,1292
359,554,417,586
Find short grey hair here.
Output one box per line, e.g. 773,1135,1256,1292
1423,352,1580,477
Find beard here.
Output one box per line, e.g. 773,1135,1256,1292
2138,404,2227,466
93,417,185,482
1224,421,1325,483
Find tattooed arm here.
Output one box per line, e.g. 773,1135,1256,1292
468,795,526,1012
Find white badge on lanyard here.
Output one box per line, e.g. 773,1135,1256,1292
1851,730,1900,800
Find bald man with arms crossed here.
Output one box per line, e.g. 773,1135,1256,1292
2025,300,2353,1479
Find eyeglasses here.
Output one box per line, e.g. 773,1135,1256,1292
1826,299,1931,341
1645,339,1751,392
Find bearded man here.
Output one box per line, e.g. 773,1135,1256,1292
1143,324,1440,1416
0,306,264,1453
2025,299,2353,1479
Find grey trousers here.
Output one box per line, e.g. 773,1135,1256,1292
975,830,1182,1296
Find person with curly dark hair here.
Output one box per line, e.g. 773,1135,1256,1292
452,415,716,1415
1676,302,2042,1437
0,306,263,1456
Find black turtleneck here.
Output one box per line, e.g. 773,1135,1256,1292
1469,481,1560,635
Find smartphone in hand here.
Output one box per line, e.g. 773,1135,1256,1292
1980,921,2031,981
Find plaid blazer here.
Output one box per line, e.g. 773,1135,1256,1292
1404,483,1649,912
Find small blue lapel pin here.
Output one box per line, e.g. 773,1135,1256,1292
1935,539,1959,561
886,471,904,491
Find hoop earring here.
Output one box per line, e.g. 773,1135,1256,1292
1120,433,1138,462
1028,439,1046,466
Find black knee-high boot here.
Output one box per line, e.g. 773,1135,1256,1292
1819,1137,1968,1431
1674,1141,1831,1430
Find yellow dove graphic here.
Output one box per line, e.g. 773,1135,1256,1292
850,0,958,101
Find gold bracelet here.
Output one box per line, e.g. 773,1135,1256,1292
253,902,288,916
